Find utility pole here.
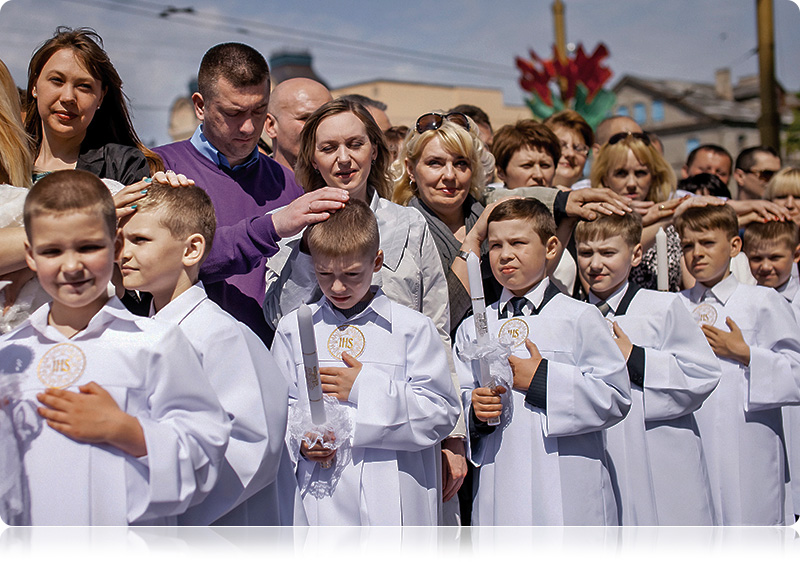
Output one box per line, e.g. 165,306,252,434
756,0,780,151
553,0,567,99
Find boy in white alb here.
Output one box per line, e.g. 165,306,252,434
453,198,631,525
0,170,230,525
676,204,800,525
574,213,721,525
118,182,302,525
270,200,460,525
743,219,800,522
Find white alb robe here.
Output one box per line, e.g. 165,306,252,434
453,280,631,526
151,283,299,525
777,274,800,517
595,283,721,526
0,298,231,525
678,274,800,525
271,290,460,525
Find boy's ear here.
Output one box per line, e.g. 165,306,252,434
182,234,206,267
545,235,560,260
23,239,37,272
729,235,742,257
793,243,800,264
630,243,643,268
373,249,384,272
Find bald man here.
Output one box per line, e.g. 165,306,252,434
264,78,332,170
592,115,643,157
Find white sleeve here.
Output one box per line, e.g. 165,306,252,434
348,316,460,451
541,306,631,437
746,293,800,411
641,297,722,421
126,326,231,523
269,321,301,465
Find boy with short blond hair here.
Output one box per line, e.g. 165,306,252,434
742,219,800,522
453,198,631,525
118,181,299,525
0,169,230,525
675,204,800,525
574,213,721,525
270,199,460,525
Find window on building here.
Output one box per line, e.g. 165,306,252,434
686,137,700,156
615,105,629,117
651,100,664,123
633,102,646,125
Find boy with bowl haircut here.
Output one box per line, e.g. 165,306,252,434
0,170,230,525
118,181,298,525
574,213,721,525
270,199,460,525
742,219,800,522
675,204,800,525
452,198,631,525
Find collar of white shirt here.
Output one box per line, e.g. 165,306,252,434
28,296,133,341
498,278,550,317
316,286,393,328
688,272,738,305
588,281,628,317
777,274,800,302
151,282,208,324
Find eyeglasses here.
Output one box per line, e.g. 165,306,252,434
559,141,590,156
607,131,651,146
415,112,470,134
744,168,777,183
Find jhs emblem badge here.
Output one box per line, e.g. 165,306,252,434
692,303,718,327
327,325,366,359
498,318,529,348
37,343,86,389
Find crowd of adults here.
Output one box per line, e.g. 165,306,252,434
1,27,799,526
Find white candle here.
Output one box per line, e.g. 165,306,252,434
466,252,499,425
297,303,326,426
656,227,668,291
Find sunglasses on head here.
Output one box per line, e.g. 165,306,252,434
415,112,470,134
607,131,651,146
745,168,777,183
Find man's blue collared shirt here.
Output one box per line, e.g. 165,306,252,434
190,125,259,171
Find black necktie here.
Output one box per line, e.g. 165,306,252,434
509,296,530,317
596,300,611,317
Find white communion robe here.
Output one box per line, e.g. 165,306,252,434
0,297,231,525
777,274,800,518
151,282,301,525
271,290,460,525
453,279,631,526
678,274,800,525
592,282,721,526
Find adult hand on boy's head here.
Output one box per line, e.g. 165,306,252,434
319,351,362,402
701,317,751,366
508,339,542,392
114,172,196,220
471,386,505,422
272,187,349,239
565,188,632,221
728,199,793,224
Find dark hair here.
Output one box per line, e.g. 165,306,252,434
678,173,731,199
491,119,561,175
674,203,739,241
743,220,800,253
735,145,780,172
339,93,386,111
449,104,492,132
544,109,594,146
487,197,556,244
134,182,217,260
197,42,270,100
304,198,379,259
295,98,392,198
686,144,733,173
574,212,643,248
25,27,162,174
24,169,115,240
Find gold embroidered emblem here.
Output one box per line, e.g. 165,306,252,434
498,318,529,348
692,303,718,327
327,325,366,359
37,343,86,389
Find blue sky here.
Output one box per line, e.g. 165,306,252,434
1,0,799,146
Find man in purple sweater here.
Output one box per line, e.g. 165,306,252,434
155,43,348,344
